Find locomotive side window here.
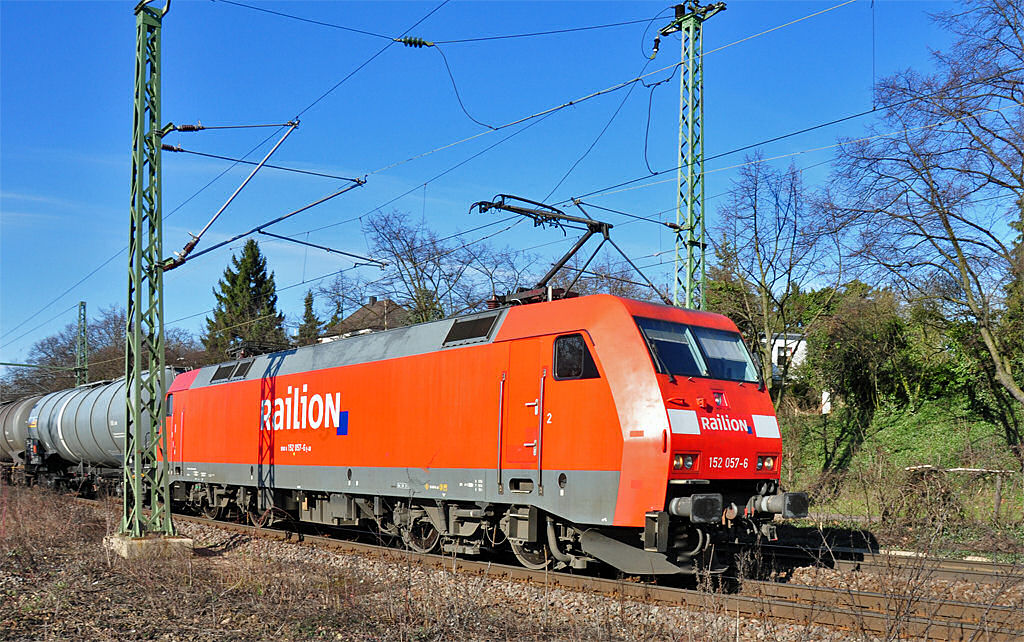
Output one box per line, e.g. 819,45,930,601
210,363,235,382
690,327,760,383
165,394,173,417
635,317,707,378
443,313,499,345
232,359,255,379
554,334,599,380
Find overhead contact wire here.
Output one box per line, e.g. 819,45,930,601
572,103,1018,201
212,0,394,40
214,0,658,45
433,17,660,44
0,130,288,344
294,0,450,120
167,218,523,331
0,304,79,351
5,2,451,344
433,44,496,130
366,0,860,178
544,57,653,202
296,111,556,236
162,145,361,182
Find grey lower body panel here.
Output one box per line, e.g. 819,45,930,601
171,462,620,527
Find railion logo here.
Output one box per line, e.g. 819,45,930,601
700,414,753,434
260,384,349,436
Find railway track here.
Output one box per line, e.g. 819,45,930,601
756,539,1024,586
834,552,1024,586
142,507,1021,641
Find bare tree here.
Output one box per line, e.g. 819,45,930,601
827,0,1024,414
318,211,532,327
712,157,840,406
1,306,201,401
317,271,368,329
460,239,534,304
548,251,662,301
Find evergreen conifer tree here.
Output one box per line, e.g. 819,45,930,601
202,239,287,360
296,290,322,346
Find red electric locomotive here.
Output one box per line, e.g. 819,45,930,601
166,293,807,574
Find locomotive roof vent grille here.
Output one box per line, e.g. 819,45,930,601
232,359,255,379
210,364,236,382
443,313,499,347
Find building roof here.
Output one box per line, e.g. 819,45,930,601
327,298,410,335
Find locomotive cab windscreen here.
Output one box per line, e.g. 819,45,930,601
635,317,759,383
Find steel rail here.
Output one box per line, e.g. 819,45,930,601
743,579,1023,631
863,552,1023,574
833,553,1024,586
755,541,1024,586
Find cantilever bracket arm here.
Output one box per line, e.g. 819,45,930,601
161,180,364,271
162,120,299,270
257,230,386,268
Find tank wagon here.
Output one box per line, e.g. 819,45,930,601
1,373,175,489
164,294,807,574
1,395,41,465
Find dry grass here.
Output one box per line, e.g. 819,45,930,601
0,486,703,641
0,486,370,641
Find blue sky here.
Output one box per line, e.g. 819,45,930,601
1,0,954,365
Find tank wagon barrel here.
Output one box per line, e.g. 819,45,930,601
26,369,176,471
0,396,42,464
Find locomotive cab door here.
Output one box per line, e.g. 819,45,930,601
502,337,551,493
166,394,183,476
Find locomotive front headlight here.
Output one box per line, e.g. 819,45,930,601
683,454,694,470
673,454,684,470
763,456,774,470
756,456,764,470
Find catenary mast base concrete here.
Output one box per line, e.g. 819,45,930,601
103,533,194,560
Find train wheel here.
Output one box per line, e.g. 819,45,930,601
248,507,278,528
402,519,440,554
201,501,221,520
510,540,551,570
